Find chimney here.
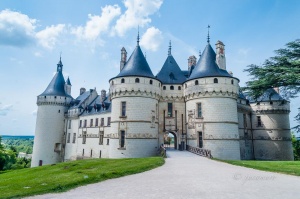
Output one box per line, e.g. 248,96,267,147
188,55,197,71
215,40,226,70
101,89,106,102
80,87,86,95
274,87,280,94
120,47,127,71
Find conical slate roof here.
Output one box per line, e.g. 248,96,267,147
246,88,285,103
66,77,72,85
39,71,67,96
188,43,231,80
156,55,186,84
114,45,154,78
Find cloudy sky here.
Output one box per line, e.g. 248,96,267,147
0,0,299,135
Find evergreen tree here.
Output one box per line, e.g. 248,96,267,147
244,39,300,132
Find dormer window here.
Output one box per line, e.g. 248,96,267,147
214,78,218,83
178,86,181,90
121,78,125,83
195,80,199,85
135,78,140,83
163,86,166,90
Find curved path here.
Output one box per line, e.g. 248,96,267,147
29,150,300,199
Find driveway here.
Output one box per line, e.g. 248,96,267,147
29,150,300,199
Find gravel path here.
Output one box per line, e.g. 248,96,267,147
28,150,300,199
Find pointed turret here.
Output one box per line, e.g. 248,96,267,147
156,42,186,84
65,77,72,96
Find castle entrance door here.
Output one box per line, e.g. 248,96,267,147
164,131,177,150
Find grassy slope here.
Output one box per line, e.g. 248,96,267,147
0,157,164,199
221,160,300,176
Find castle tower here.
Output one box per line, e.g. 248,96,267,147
120,47,127,71
215,40,226,70
184,40,240,160
249,89,293,160
109,34,161,158
65,77,72,96
31,57,72,167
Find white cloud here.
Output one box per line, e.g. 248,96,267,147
0,104,13,116
72,5,121,41
112,0,163,36
36,24,65,49
140,27,163,51
0,9,36,47
34,52,42,57
31,110,37,116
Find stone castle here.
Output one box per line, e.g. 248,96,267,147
31,35,293,167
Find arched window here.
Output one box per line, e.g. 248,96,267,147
135,78,140,83
121,78,125,83
163,86,166,90
159,83,161,87
111,81,114,85
185,84,187,88
214,78,218,83
178,86,181,90
195,80,199,85
170,86,174,90
231,79,234,85
150,80,153,85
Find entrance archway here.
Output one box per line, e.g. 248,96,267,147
164,131,177,150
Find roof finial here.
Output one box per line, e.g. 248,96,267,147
207,25,210,43
57,52,63,72
168,40,172,56
137,26,140,46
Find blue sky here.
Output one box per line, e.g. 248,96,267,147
0,0,299,135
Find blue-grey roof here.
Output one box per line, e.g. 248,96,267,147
238,89,246,99
39,71,68,96
80,94,112,116
245,88,285,103
156,55,186,84
66,77,72,85
188,43,232,80
113,45,154,79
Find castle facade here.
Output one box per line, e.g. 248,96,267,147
31,37,293,167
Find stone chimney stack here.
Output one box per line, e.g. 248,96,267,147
188,55,197,71
120,47,127,71
101,89,106,102
80,87,86,95
215,40,226,70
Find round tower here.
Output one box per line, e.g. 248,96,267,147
184,41,240,160
109,36,161,158
249,88,293,160
31,58,72,167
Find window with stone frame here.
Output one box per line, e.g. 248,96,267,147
120,130,125,148
101,118,104,126
79,120,82,128
95,118,99,126
99,131,104,145
197,103,202,118
243,114,247,128
257,116,262,127
67,133,71,143
167,103,173,117
72,133,76,143
90,119,93,127
198,131,203,148
107,117,111,126
121,101,126,117
82,131,87,144
107,139,110,145
84,120,87,127
68,120,71,129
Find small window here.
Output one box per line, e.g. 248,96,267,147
270,101,273,105
101,118,104,126
163,86,166,90
95,118,99,126
257,116,262,127
168,103,173,117
84,120,87,127
82,149,85,156
90,119,93,127
257,102,260,105
159,83,161,87
82,132,87,144
150,80,153,84
58,110,60,113
170,86,174,90
67,133,71,143
195,80,199,85
79,120,82,128
197,103,202,118
185,84,187,88
72,133,76,143
231,79,234,85
198,132,203,148
214,78,218,83
243,114,247,128
111,81,114,85
99,131,104,145
121,78,125,83
54,96,57,99
44,96,46,99
90,150,93,157
120,130,125,148
68,120,71,129
107,139,110,145
178,86,181,90
107,117,111,126
135,78,140,83
121,102,126,116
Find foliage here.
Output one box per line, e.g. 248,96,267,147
292,132,300,160
0,157,164,199
220,159,300,176
2,137,33,154
243,39,300,132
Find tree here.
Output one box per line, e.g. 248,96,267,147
292,132,300,160
244,39,300,132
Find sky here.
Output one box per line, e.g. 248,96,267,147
0,0,299,136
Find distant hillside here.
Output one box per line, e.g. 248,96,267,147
1,135,34,154
1,135,34,140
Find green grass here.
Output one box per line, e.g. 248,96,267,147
219,159,300,176
0,157,164,199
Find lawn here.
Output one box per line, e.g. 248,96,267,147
220,160,300,176
0,157,164,199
